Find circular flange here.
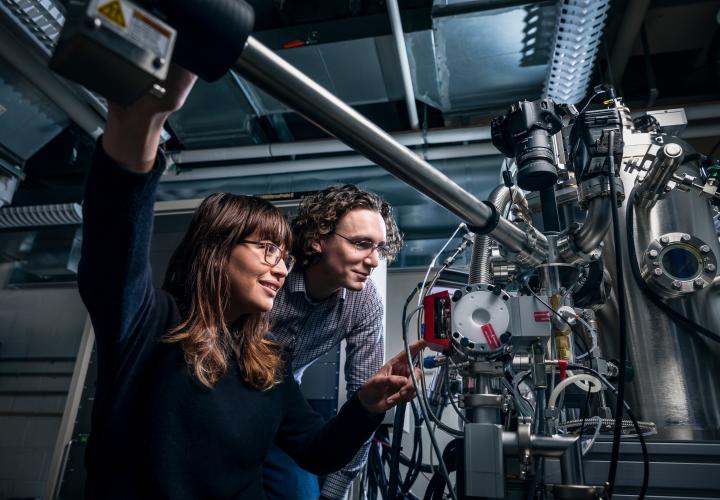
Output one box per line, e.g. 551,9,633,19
452,284,511,351
641,232,717,298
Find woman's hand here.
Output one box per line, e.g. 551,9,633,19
356,340,426,414
103,64,198,173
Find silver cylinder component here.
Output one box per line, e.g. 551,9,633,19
235,37,548,267
598,135,720,439
560,176,625,265
572,197,612,254
635,142,684,208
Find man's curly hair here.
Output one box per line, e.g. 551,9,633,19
291,184,403,269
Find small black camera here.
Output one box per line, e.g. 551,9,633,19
491,99,563,191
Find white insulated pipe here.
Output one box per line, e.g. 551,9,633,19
387,0,419,130
171,126,492,164
164,143,500,182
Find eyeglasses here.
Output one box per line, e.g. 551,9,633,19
238,240,296,272
334,232,390,260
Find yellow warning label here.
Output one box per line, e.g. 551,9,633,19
98,0,126,28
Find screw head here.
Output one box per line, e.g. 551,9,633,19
672,280,682,289
660,236,670,245
149,84,166,99
694,279,705,288
152,57,166,69
654,268,664,276
681,234,691,242
706,263,717,272
649,249,659,258
664,143,682,157
700,245,711,253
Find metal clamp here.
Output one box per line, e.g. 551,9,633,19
557,227,602,266
517,415,533,477
500,221,548,269
462,393,505,408
577,176,625,208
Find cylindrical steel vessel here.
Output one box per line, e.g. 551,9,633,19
598,138,720,439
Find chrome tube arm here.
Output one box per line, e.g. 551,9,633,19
573,197,613,253
234,37,547,266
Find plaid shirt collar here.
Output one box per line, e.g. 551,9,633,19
286,268,347,303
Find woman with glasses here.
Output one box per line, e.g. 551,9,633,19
77,66,422,499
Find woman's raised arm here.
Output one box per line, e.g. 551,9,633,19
77,67,197,345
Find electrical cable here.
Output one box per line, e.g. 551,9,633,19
444,357,469,424
567,364,649,499
577,386,592,446
418,223,467,307
502,375,533,417
578,88,608,115
404,309,461,437
547,373,602,408
605,129,629,500
402,305,459,500
404,308,457,436
388,401,407,499
413,264,470,438
581,416,603,455
423,440,458,500
625,190,720,343
401,401,431,495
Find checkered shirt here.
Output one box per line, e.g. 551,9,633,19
269,268,385,499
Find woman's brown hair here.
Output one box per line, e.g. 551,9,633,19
162,193,292,390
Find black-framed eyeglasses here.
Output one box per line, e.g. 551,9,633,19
334,232,390,260
238,240,296,272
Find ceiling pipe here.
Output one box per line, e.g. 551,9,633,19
172,101,720,166
608,0,652,86
164,143,501,183
232,37,544,263
387,0,419,130
164,120,720,184
0,21,104,139
171,125,492,164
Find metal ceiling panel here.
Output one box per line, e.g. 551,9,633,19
167,75,263,149
408,1,557,112
243,35,406,114
0,53,68,162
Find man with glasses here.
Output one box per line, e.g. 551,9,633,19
263,185,402,500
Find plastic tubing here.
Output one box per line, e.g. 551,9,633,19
548,373,602,409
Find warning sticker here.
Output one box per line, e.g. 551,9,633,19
128,9,172,58
97,0,127,28
88,0,175,64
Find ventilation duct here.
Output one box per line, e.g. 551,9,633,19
0,202,82,228
0,0,65,54
544,0,610,104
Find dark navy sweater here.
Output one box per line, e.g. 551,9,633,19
77,143,383,499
